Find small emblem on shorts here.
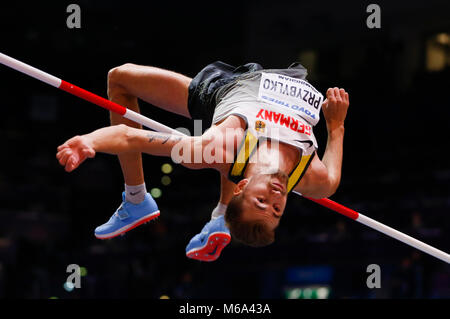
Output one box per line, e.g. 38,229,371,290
255,120,266,132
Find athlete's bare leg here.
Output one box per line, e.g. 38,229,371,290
106,63,233,256
107,63,192,186
218,174,235,205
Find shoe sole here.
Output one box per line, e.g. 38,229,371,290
95,210,160,240
186,232,231,262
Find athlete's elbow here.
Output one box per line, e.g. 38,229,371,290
326,184,339,198
323,176,341,198
311,174,340,199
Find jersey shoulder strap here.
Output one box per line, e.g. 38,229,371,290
286,151,315,193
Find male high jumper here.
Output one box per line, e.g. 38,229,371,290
56,61,349,262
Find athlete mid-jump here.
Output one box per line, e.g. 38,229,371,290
56,61,349,262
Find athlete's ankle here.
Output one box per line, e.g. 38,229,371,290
211,202,227,220
124,183,147,204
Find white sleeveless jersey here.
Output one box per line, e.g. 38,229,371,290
212,70,324,156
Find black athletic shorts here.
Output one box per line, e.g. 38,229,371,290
187,61,263,130
187,61,307,130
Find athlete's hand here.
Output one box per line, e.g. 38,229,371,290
322,87,349,131
56,135,96,172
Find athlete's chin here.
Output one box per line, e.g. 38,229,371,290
270,171,289,186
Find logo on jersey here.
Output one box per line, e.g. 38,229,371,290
256,109,311,136
260,95,317,120
255,120,266,132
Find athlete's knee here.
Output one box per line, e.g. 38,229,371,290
107,64,141,122
108,63,135,89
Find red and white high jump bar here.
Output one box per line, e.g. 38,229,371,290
1,52,449,264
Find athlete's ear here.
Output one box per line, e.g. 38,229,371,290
233,179,249,196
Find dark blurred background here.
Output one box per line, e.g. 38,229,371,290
0,0,449,299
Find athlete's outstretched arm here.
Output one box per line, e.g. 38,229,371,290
107,63,192,186
295,87,349,198
56,125,224,172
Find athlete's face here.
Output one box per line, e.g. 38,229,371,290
234,171,288,231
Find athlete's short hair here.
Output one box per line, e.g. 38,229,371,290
224,193,275,247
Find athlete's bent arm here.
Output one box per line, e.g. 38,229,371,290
294,87,349,198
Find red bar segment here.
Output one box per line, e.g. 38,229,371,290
59,80,126,116
305,197,359,220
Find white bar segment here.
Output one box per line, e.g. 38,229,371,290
0,52,62,88
357,214,450,264
124,109,186,136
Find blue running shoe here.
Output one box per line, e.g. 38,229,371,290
95,192,160,239
186,215,231,262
